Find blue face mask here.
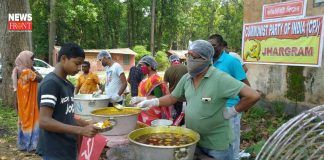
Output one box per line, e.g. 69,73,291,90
186,56,211,77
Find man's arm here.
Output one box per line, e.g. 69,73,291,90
163,70,171,90
74,115,91,127
234,85,260,112
230,59,250,86
74,77,82,95
99,84,105,92
158,94,178,107
39,106,98,137
127,76,130,84
93,74,102,92
243,64,248,73
241,79,250,86
127,67,133,84
118,73,127,96
74,86,80,95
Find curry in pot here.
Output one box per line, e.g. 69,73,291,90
135,132,194,146
93,108,140,116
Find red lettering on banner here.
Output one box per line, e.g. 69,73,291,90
263,0,304,20
244,17,322,41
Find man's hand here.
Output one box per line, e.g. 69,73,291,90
137,98,159,111
130,96,147,105
80,124,99,137
92,90,102,97
110,94,122,102
223,107,238,119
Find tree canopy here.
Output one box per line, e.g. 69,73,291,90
31,0,244,58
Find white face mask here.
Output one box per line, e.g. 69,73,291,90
186,56,211,77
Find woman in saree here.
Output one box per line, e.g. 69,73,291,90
12,51,43,151
132,56,173,125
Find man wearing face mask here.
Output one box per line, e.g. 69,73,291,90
97,51,127,106
131,40,260,160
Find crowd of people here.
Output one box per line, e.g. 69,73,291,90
12,34,260,160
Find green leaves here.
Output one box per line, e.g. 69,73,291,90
133,45,150,62
31,0,244,58
132,45,168,71
155,51,169,71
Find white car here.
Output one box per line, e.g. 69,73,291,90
33,58,55,77
0,58,53,82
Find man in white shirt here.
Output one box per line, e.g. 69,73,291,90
97,51,127,106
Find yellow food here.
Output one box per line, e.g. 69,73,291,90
102,120,111,128
93,108,140,116
94,120,111,129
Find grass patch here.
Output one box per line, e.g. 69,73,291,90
241,106,291,159
0,105,18,142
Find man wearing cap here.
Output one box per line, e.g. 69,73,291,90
208,34,250,160
97,51,127,105
131,40,260,160
164,55,187,125
74,61,101,94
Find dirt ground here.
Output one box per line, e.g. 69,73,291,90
0,128,107,160
0,138,40,160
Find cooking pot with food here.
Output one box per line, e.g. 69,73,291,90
91,107,141,135
74,94,109,118
128,126,200,160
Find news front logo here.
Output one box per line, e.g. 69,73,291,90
8,13,32,32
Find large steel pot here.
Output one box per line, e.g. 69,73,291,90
128,126,200,160
74,94,109,119
91,107,141,136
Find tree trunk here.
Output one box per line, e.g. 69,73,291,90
114,23,120,48
110,26,116,48
113,8,120,49
102,4,110,48
207,2,216,34
127,0,134,48
156,0,166,51
0,0,32,107
48,0,56,65
150,0,157,56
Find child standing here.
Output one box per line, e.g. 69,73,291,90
37,43,99,159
